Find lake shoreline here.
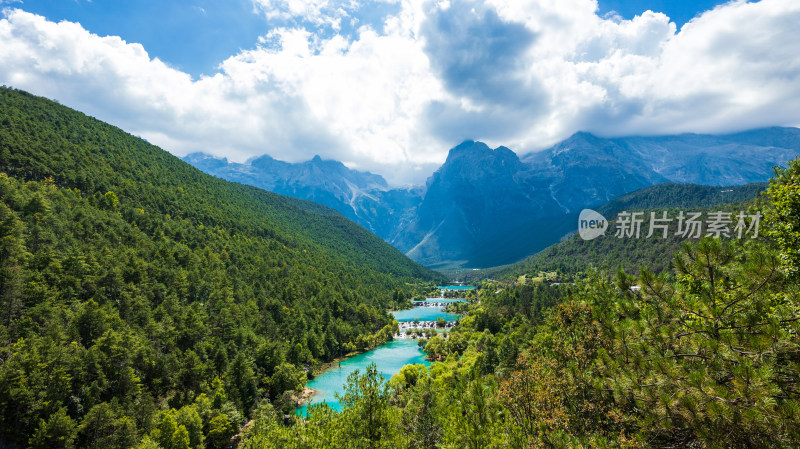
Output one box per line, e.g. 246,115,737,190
296,339,431,415
296,387,315,407
311,351,362,377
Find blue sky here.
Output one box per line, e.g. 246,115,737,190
598,0,724,27
15,0,268,77
1,0,798,185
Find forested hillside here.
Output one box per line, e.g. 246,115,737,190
595,182,766,216
239,160,800,448
504,182,768,277
0,87,443,448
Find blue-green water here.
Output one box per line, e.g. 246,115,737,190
296,339,430,415
437,285,475,290
414,298,467,303
392,308,462,322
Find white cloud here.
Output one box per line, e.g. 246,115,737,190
427,0,800,153
253,0,358,30
0,0,799,185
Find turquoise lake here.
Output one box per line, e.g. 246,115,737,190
437,285,475,290
296,339,430,415
392,308,462,322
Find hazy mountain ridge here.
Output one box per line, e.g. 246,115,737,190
184,152,421,238
185,127,800,268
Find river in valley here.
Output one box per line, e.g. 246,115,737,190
392,307,462,322
296,296,466,415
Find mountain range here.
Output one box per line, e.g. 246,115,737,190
185,127,800,268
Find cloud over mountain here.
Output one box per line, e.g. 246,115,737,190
1,0,799,184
